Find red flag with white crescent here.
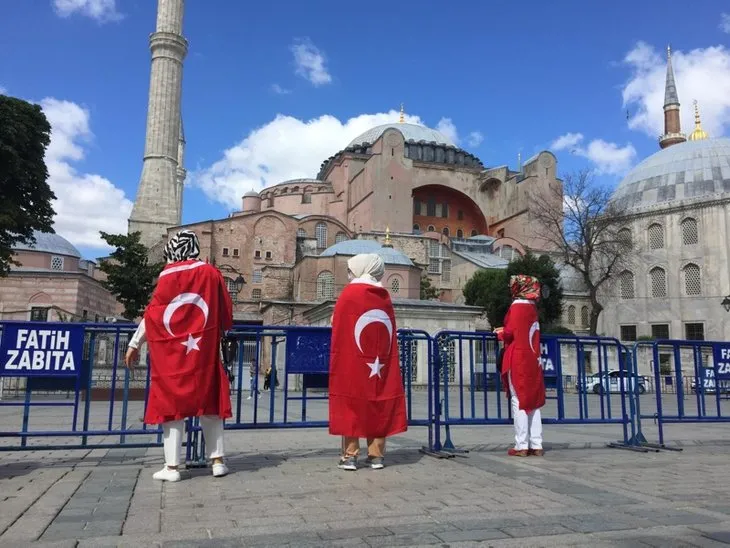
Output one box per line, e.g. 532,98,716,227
328,281,408,438
142,260,233,424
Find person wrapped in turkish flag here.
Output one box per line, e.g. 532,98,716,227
124,230,233,482
329,253,407,471
495,274,546,457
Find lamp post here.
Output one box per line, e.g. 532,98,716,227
218,264,246,304
722,295,730,312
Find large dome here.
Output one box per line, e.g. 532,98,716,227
12,231,81,258
612,138,730,212
320,239,414,266
348,123,456,148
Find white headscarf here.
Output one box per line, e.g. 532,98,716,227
347,253,385,283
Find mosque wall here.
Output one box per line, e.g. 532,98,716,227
412,185,488,237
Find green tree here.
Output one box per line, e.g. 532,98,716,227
98,231,163,320
463,252,564,329
0,94,57,276
420,273,440,300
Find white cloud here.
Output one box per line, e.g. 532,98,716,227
435,118,459,145
0,85,6,95
466,131,484,148
271,84,291,95
52,0,122,22
721,13,730,34
551,132,636,175
622,41,730,138
192,109,458,207
40,98,132,250
290,40,332,86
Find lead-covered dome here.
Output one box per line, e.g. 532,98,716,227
320,239,414,266
348,123,455,148
12,231,81,258
612,138,730,212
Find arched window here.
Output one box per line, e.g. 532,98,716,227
427,225,435,232
567,305,576,325
683,263,701,295
581,306,589,327
442,227,450,237
315,222,328,249
681,217,698,245
650,267,667,298
296,228,306,238
335,232,347,244
471,230,478,237
648,223,664,250
499,245,514,261
456,229,464,238
618,228,632,246
619,270,635,299
316,271,335,300
390,276,402,294
413,224,420,232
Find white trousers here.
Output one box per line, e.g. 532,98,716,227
162,416,225,466
509,374,543,451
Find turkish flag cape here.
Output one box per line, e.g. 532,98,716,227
142,260,233,425
328,280,407,438
499,300,546,412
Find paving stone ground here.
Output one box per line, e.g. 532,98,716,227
2,395,730,547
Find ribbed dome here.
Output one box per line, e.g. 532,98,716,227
320,239,414,266
611,138,730,212
348,123,455,148
12,231,81,258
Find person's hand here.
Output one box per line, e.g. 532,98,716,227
124,347,139,369
494,327,504,334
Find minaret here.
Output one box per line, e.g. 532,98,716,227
659,45,686,149
128,0,188,248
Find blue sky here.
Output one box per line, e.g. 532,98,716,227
1,0,729,258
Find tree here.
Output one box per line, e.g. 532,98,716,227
531,169,633,335
463,252,564,329
98,231,163,320
0,95,56,276
420,273,440,300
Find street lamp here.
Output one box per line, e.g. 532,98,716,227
722,295,730,312
234,275,246,293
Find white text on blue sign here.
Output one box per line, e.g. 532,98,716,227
3,329,76,372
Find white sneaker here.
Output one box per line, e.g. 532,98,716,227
152,467,181,482
212,462,229,477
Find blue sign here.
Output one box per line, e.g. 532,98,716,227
539,337,558,377
0,324,84,377
700,367,717,390
285,329,331,374
712,344,730,380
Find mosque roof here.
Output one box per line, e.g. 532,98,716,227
348,123,456,148
611,137,730,212
12,231,81,258
319,239,414,266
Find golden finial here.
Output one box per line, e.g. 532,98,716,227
399,104,405,123
384,226,393,247
689,99,709,141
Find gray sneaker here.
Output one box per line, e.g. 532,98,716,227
337,456,357,471
366,456,384,470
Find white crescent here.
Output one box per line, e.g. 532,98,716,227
529,321,540,355
163,293,209,337
354,309,393,354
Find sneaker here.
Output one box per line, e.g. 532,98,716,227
247,395,252,400
212,462,229,477
337,456,357,471
528,448,544,457
152,467,181,482
507,448,528,457
366,456,384,470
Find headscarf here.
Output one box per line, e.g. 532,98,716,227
510,274,541,301
347,253,385,283
163,230,201,264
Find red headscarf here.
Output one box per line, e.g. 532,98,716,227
510,274,541,300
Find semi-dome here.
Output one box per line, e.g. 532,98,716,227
12,231,81,258
348,123,456,148
320,239,414,266
611,138,730,212
243,190,259,197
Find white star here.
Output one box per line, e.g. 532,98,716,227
181,333,201,354
367,356,385,378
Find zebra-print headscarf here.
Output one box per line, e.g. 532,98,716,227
163,230,201,264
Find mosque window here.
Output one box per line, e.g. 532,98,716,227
222,248,230,257
499,245,514,261
390,276,401,294
427,198,436,217
30,307,48,322
268,196,274,207
619,270,635,299
648,223,664,250
316,271,335,300
442,227,450,237
442,260,451,283
471,230,478,237
427,225,435,232
618,228,632,246
50,256,64,270
620,325,637,342
651,324,670,340
681,218,698,246
265,251,272,260
302,193,311,204
458,210,464,220
254,250,261,259
457,229,464,238
683,263,701,296
315,222,328,249
251,289,262,301
581,306,589,327
650,267,667,298
684,323,705,341
414,200,422,215
296,229,306,238
567,305,576,325
413,224,420,233
335,232,347,244
441,203,448,218
252,270,262,283
232,248,239,257
428,242,450,276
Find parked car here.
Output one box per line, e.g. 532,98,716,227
575,369,647,394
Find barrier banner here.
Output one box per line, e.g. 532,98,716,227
540,337,558,377
712,344,730,380
0,323,84,377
